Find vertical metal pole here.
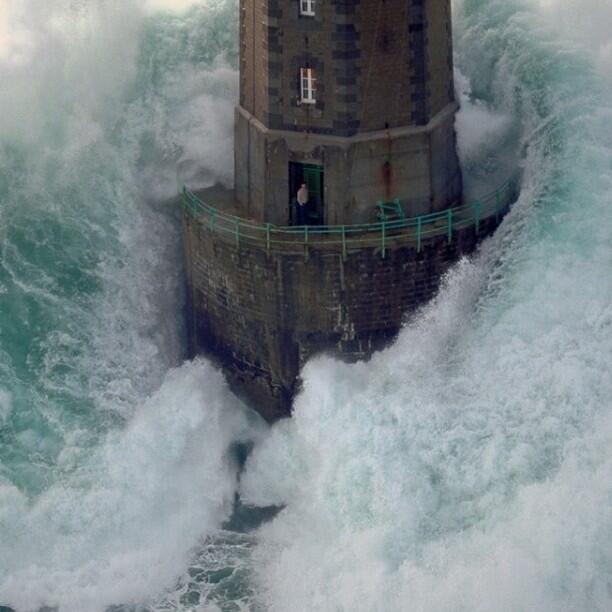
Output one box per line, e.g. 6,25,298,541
417,216,422,253
235,219,240,247
342,226,347,261
381,220,386,259
182,188,188,216
447,209,453,244
266,223,271,256
185,190,195,219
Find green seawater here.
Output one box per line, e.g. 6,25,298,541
1,0,612,610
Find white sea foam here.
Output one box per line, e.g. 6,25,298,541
2,0,612,609
145,0,201,14
240,1,612,610
0,389,11,424
0,1,243,609
0,2,142,146
0,360,260,612
454,69,513,162
534,0,612,80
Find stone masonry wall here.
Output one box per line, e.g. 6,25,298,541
239,0,454,136
234,102,462,226
184,210,503,422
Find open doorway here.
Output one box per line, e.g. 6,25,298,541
288,162,324,225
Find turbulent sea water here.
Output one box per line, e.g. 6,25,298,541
1,0,612,610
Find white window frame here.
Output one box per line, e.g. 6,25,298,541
300,67,317,104
299,0,316,17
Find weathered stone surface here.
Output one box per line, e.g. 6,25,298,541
186,0,472,422
234,103,463,227
183,211,505,422
235,0,462,230
240,0,455,134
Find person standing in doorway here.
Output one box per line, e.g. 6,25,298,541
296,183,309,225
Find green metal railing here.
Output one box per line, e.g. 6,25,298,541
181,178,516,258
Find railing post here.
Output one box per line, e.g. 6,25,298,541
185,190,196,219
182,187,191,218
182,179,513,257
210,209,216,232
381,220,387,259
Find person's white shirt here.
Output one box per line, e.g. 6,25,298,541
297,184,309,206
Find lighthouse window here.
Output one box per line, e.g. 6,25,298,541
299,0,316,16
300,67,317,104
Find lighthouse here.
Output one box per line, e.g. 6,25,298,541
181,0,513,421
234,0,462,225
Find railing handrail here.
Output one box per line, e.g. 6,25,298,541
181,176,516,254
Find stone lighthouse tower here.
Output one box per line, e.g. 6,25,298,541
181,0,513,421
234,0,462,225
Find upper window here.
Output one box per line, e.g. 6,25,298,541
300,0,316,17
300,68,317,104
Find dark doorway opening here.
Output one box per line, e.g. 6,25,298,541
288,162,324,226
